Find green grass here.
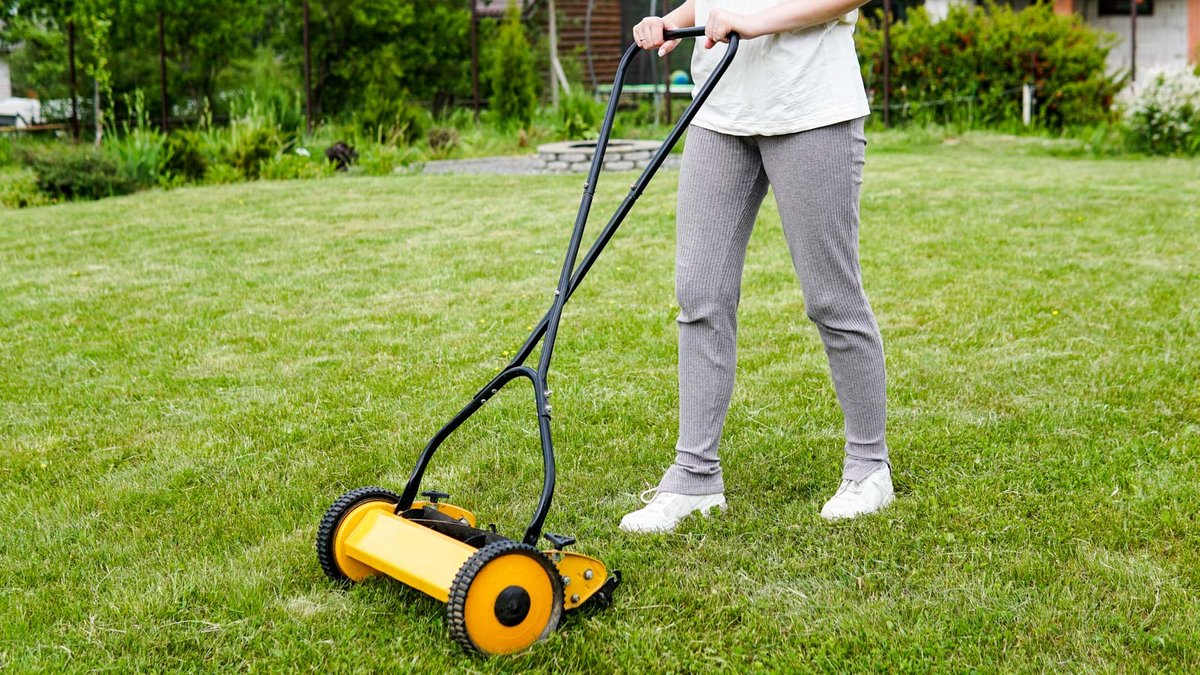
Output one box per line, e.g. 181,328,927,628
2,135,1198,671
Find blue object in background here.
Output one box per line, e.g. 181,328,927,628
670,70,691,86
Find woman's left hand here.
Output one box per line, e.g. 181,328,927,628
704,9,760,48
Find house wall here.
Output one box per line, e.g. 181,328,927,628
0,58,11,100
552,0,624,85
1075,0,1192,76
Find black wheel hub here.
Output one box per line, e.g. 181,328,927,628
493,585,532,627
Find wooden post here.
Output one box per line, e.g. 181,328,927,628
471,0,480,123
1130,0,1139,82
94,78,102,146
157,9,169,131
549,0,559,107
662,0,672,124
303,0,313,134
67,19,79,142
882,0,892,127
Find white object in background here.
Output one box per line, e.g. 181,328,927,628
0,58,11,100
0,97,42,127
1022,84,1034,126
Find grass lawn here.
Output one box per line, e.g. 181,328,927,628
2,136,1198,672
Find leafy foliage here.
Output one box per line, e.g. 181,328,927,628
298,0,471,119
556,88,604,140
0,169,55,209
856,3,1123,129
485,1,540,130
1120,69,1200,156
20,144,137,200
259,152,334,181
163,130,210,182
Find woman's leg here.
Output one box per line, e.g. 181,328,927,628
658,126,769,495
757,118,890,481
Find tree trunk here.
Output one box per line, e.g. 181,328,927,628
471,0,480,123
304,0,313,134
882,0,892,128
158,10,169,131
68,19,80,142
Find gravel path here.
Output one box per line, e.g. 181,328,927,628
419,154,681,176
421,155,544,175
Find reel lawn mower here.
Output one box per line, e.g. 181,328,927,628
316,27,740,655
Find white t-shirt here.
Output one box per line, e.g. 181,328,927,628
690,0,871,136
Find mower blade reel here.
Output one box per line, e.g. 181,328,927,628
342,509,476,602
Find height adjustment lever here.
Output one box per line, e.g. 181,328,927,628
543,532,576,550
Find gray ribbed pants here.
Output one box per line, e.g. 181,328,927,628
657,118,889,495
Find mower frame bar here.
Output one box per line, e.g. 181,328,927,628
398,27,741,546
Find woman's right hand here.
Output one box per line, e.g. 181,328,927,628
632,16,683,56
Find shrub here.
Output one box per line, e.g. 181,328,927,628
427,126,460,159
556,87,603,140
0,168,54,209
1120,69,1200,156
355,98,431,146
107,128,170,188
103,93,171,188
203,163,243,185
164,130,210,183
21,144,137,201
260,151,335,180
358,145,422,176
0,138,16,168
485,1,540,130
325,141,358,171
228,126,281,179
856,4,1123,129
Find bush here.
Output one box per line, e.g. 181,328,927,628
427,126,460,159
164,130,210,183
227,126,281,179
0,168,54,209
1120,69,1200,156
856,4,1123,129
556,88,603,140
0,138,16,168
357,145,422,176
21,145,138,201
203,163,243,185
260,151,334,181
355,98,431,146
325,141,358,171
486,1,540,130
107,128,170,188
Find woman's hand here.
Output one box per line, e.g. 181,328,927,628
703,9,762,49
632,16,683,57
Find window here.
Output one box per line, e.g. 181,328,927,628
1098,0,1154,16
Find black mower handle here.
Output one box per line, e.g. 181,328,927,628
662,26,707,40
398,25,740,548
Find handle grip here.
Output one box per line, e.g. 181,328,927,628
662,26,706,40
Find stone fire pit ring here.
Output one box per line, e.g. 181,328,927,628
536,140,663,174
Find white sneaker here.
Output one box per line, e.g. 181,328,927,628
820,465,895,521
619,488,727,533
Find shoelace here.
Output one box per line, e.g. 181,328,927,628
639,487,658,504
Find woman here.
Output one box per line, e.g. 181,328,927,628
620,0,893,533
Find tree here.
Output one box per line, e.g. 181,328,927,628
291,0,471,118
485,0,538,129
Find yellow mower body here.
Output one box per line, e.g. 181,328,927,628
318,488,618,655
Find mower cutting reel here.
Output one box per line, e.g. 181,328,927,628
316,28,740,656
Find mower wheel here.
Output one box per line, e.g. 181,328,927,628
447,540,565,655
316,486,400,584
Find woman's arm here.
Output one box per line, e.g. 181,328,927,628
632,0,696,56
705,0,869,48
